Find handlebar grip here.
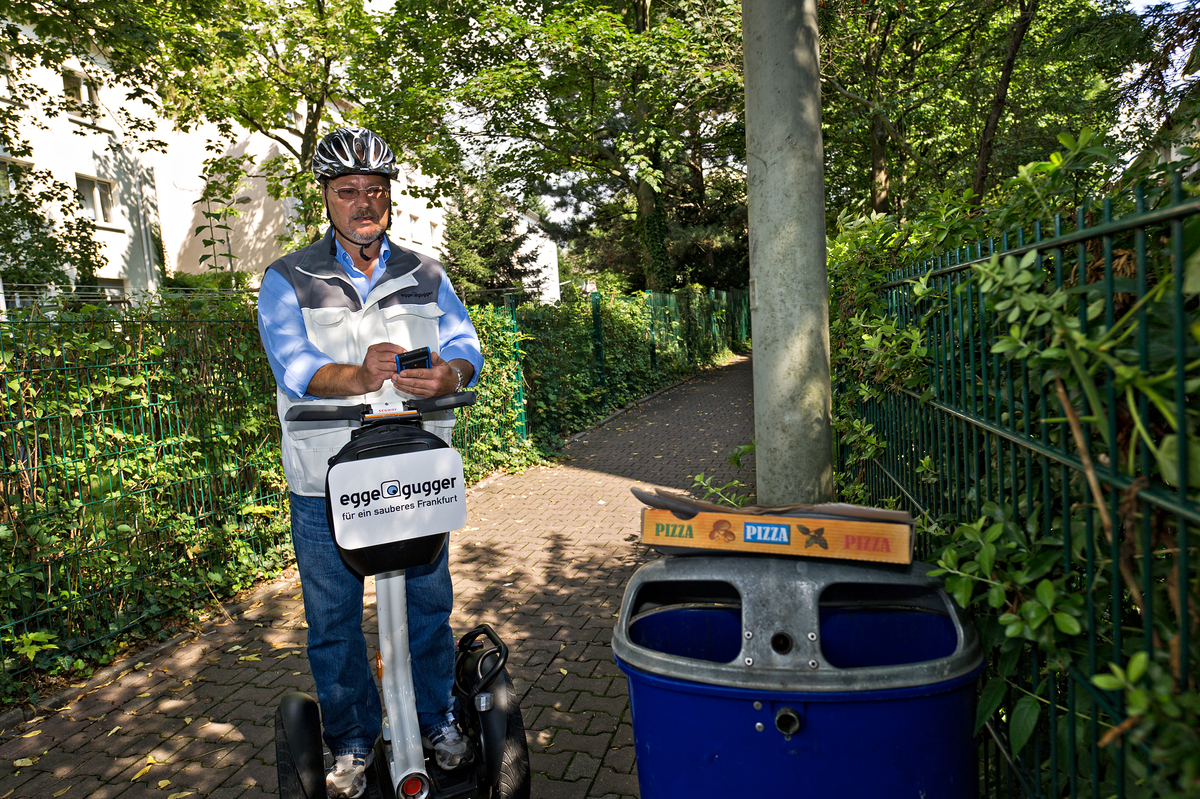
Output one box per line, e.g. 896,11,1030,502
405,391,477,415
284,404,370,422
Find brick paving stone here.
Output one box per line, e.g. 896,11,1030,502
530,774,591,799
592,768,641,798
565,752,601,781
0,356,757,798
531,749,573,779
546,731,611,760
602,744,636,774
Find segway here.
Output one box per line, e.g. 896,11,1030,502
275,391,531,799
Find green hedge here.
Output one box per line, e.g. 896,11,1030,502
0,282,748,705
830,135,1200,797
517,288,747,448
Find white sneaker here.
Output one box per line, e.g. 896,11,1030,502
326,751,372,799
422,721,469,770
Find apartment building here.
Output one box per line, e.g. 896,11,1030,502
2,49,560,305
1,55,161,305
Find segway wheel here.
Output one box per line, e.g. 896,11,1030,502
492,671,530,799
276,692,324,799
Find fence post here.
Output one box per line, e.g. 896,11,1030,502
591,291,607,407
503,294,528,441
679,288,694,364
646,291,657,372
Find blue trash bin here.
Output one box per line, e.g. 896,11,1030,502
612,556,984,798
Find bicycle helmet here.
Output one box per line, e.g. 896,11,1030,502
312,127,399,181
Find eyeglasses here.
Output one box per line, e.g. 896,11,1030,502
330,185,390,202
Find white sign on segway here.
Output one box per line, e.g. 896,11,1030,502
326,448,467,551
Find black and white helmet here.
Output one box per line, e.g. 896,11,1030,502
311,127,398,181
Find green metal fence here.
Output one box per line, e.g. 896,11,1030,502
849,178,1199,796
645,287,751,373
0,284,748,687
0,309,287,684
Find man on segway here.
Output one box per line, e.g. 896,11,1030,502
258,126,484,799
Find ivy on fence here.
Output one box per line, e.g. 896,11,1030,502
0,281,749,709
0,294,289,703
832,135,1200,798
515,286,748,448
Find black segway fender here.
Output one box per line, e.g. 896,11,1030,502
475,653,515,787
276,691,324,799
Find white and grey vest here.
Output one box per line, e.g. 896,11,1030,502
268,231,456,496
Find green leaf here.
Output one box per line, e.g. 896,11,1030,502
1036,578,1055,609
1184,216,1200,294
1053,612,1081,635
975,679,1006,733
1009,694,1040,756
978,542,996,577
1126,651,1149,684
1156,435,1200,489
1092,674,1124,691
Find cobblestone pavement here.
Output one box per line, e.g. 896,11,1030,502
0,355,755,799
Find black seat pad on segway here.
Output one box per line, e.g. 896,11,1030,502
324,423,455,577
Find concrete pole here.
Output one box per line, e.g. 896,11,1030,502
743,0,832,505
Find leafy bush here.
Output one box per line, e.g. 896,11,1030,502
0,278,747,708
831,131,1200,796
0,292,290,705
515,288,740,448
454,307,541,480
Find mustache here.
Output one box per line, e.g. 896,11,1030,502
352,210,380,221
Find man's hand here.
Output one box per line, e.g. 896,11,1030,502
307,342,405,397
306,345,472,399
391,351,471,398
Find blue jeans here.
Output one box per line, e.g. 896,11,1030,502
290,492,457,757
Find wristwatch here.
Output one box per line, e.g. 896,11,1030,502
449,364,464,393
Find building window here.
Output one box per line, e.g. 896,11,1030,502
429,221,439,245
409,214,422,243
95,277,127,304
76,176,113,223
63,71,98,114
0,160,25,197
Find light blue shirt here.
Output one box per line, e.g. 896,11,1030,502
258,235,483,399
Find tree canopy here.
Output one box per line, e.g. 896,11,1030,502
0,0,1194,291
818,0,1141,218
438,172,546,301
364,0,746,290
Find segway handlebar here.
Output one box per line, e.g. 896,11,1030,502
284,391,476,423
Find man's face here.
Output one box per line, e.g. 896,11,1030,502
325,173,391,246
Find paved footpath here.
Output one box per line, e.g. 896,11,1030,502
0,355,755,799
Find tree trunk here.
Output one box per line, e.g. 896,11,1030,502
636,177,671,291
972,0,1039,200
870,112,890,214
865,9,890,214
629,0,670,288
